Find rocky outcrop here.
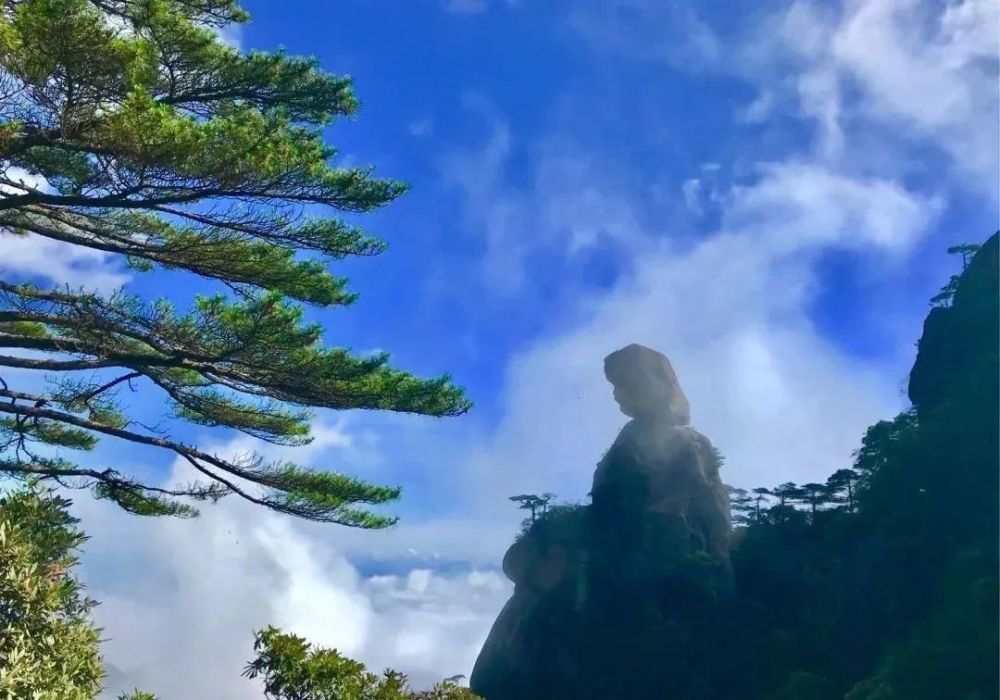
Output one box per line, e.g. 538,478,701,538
908,233,998,417
471,344,732,700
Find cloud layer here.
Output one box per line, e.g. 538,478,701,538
80,451,509,699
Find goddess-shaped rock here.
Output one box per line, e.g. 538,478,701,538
591,344,730,563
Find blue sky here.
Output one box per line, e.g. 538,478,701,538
2,0,997,696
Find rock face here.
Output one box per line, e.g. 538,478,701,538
909,233,999,417
471,344,732,700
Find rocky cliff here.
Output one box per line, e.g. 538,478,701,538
909,232,999,416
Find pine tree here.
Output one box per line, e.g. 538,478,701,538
825,468,859,512
509,494,548,524
0,0,470,526
751,487,772,523
931,243,981,307
771,482,798,508
243,627,479,700
946,243,981,272
0,486,103,698
768,482,800,524
726,485,755,526
794,482,831,523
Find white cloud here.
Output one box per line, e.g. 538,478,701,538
827,0,999,184
758,0,998,187
574,0,999,193
831,0,994,128
216,24,243,49
722,161,943,253
0,165,52,196
682,178,703,215
1,166,128,292
80,433,510,699
740,0,999,188
737,90,776,124
0,233,129,293
442,111,645,294
680,163,728,218
795,65,844,157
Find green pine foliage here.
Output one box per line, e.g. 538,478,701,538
0,0,470,525
0,486,103,699
244,626,480,700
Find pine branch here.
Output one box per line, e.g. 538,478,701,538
0,391,395,525
0,0,469,525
